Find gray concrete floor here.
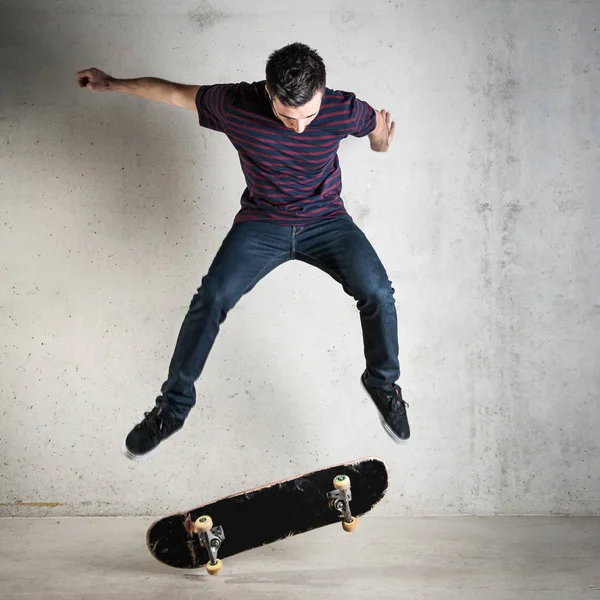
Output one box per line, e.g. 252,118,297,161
0,516,599,599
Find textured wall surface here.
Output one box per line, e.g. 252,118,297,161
1,0,598,517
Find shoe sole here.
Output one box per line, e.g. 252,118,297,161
360,379,408,444
121,437,158,461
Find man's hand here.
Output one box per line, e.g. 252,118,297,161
368,108,395,152
77,68,115,91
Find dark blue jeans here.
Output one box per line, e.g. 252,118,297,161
160,215,400,419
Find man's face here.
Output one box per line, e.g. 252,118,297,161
267,87,323,134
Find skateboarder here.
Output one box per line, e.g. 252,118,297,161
76,42,410,458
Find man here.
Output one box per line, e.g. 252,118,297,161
77,42,410,460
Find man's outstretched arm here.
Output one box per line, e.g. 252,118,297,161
368,108,395,152
76,68,199,110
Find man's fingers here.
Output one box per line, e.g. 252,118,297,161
388,121,396,144
380,109,393,131
77,69,93,88
77,68,106,89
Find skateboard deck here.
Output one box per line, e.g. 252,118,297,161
146,456,388,573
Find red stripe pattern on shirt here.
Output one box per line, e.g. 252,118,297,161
195,80,376,225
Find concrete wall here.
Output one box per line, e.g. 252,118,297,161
1,0,598,517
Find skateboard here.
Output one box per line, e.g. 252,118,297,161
146,456,388,574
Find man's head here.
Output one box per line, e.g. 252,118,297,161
265,42,326,133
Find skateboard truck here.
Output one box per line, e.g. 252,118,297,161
327,474,358,532
192,515,225,575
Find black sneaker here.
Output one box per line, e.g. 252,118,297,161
122,401,185,460
361,372,410,442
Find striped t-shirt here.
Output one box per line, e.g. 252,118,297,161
195,80,376,225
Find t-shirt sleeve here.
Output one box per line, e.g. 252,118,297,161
348,95,377,137
194,83,237,133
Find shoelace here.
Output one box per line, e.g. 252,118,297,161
390,387,409,409
138,408,166,436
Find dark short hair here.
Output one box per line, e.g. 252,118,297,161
265,42,326,108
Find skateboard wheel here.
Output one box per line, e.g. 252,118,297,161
342,516,358,533
193,515,213,534
206,559,223,575
333,474,350,490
